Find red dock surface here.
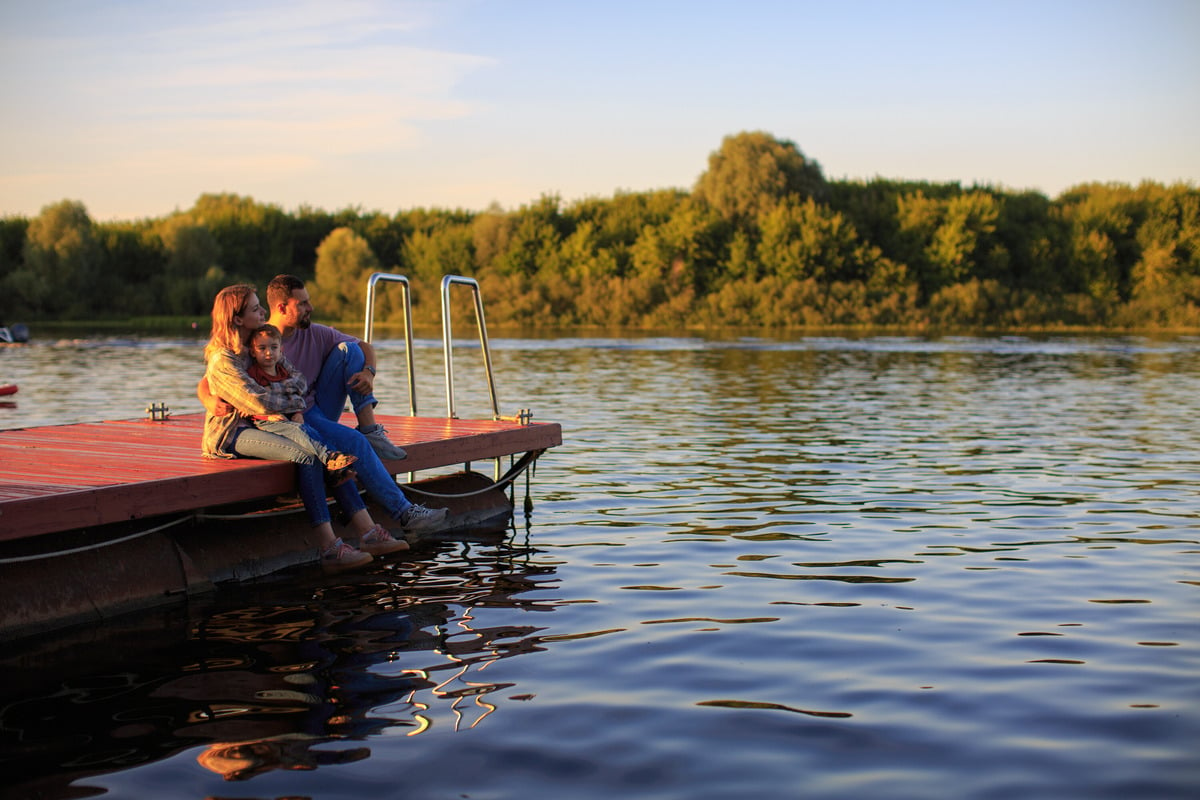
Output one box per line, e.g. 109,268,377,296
0,412,562,541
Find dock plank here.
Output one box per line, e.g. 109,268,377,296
0,412,561,540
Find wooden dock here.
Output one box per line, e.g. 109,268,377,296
0,412,561,640
0,412,561,540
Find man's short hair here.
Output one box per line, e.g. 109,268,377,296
266,274,306,310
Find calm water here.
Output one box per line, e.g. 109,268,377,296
1,333,1198,799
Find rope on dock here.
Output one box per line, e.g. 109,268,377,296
400,449,544,499
0,514,193,564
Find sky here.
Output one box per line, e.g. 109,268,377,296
1,0,1197,222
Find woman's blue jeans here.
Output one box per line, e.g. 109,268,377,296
231,425,365,528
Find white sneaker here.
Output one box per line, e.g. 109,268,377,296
359,423,407,460
398,503,448,532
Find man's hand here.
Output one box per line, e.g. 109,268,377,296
347,369,375,395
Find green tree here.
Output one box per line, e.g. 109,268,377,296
186,193,292,281
156,214,223,314
756,197,866,283
493,195,569,277
1056,183,1144,305
314,227,382,322
630,200,721,301
992,190,1065,294
694,131,826,223
1127,184,1200,325
95,221,166,315
403,225,474,284
896,189,1001,297
16,200,101,315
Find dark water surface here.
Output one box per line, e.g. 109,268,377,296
1,333,1198,799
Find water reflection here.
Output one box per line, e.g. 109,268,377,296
0,536,558,795
3,333,1199,799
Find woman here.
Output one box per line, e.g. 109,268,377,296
202,284,408,573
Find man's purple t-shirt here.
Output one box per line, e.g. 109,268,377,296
281,323,356,410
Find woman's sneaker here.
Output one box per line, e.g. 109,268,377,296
358,524,410,555
321,538,373,573
398,503,448,532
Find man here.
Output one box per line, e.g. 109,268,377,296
200,274,446,533
264,273,403,460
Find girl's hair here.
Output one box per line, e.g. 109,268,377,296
205,284,257,361
250,323,282,343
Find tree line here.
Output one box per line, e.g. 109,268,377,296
2,131,1198,331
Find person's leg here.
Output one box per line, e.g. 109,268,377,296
297,463,374,572
254,419,328,462
231,426,318,465
311,341,375,422
293,461,333,529
296,422,333,462
233,429,370,569
300,410,444,531
330,476,366,520
302,410,410,516
310,341,406,459
331,479,410,555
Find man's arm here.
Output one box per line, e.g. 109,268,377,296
346,339,377,395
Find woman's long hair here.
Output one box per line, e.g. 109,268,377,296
204,284,257,362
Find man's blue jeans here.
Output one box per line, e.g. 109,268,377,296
302,341,411,519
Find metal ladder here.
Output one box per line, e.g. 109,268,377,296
362,272,417,416
362,272,501,421
362,272,504,477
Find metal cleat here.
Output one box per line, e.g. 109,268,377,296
496,408,533,425
145,402,171,421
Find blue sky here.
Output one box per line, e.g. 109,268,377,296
1,0,1197,221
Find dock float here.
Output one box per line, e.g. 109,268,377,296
0,411,561,641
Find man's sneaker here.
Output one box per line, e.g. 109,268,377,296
358,524,410,555
321,538,373,573
359,423,407,461
398,503,448,533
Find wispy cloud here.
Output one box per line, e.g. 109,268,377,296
0,0,492,212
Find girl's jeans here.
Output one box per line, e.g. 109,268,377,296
251,418,331,464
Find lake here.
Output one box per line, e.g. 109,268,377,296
1,332,1198,799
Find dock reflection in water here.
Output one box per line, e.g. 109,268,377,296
0,536,555,796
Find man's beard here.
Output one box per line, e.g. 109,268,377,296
298,315,311,329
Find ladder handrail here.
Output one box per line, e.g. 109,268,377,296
363,272,417,417
440,275,499,420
